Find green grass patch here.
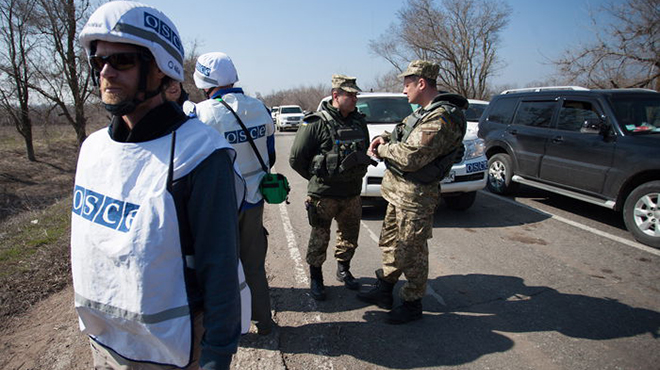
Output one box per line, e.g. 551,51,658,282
0,196,71,276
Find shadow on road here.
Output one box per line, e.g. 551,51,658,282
360,191,551,229
247,274,660,368
513,184,627,231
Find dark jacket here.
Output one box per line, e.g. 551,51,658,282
289,101,370,198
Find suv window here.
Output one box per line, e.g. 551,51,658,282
356,96,413,123
557,100,601,132
281,107,302,114
609,95,660,134
485,97,517,124
513,101,556,127
466,102,488,121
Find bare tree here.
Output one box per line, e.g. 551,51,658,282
554,0,659,90
30,0,94,146
0,0,39,161
182,39,205,103
371,70,404,93
370,0,511,99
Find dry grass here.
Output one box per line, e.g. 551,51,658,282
0,118,105,327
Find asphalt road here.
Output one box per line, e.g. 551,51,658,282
232,131,660,370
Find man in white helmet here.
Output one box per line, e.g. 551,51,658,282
72,2,249,369
190,52,276,336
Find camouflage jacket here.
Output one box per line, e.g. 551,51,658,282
377,94,467,213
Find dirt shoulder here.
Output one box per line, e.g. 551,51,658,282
0,124,80,327
0,123,90,368
0,285,92,370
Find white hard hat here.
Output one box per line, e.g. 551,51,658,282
193,52,239,89
79,1,184,82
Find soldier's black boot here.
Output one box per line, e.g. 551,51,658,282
386,299,423,324
309,265,326,301
336,261,360,290
356,272,394,309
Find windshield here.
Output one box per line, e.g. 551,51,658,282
609,95,660,134
465,102,488,121
281,107,302,114
356,96,413,123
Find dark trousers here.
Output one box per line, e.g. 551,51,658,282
239,204,272,327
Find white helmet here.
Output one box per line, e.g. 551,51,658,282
80,1,184,82
193,52,239,89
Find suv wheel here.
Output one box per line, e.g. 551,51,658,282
444,191,476,211
623,181,660,248
487,153,518,195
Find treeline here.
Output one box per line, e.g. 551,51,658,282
256,84,329,113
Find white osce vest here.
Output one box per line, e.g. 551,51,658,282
71,119,250,367
192,93,275,205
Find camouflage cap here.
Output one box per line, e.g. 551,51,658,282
331,74,361,93
397,60,440,80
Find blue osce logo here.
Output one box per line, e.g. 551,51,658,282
224,124,267,144
72,185,140,233
143,12,183,56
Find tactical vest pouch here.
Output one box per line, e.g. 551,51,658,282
259,173,290,204
336,127,364,141
325,153,339,174
339,151,376,173
310,154,328,178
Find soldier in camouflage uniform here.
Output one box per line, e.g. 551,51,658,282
357,60,467,324
289,75,373,301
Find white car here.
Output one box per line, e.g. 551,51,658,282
317,93,488,210
276,105,304,131
270,106,279,122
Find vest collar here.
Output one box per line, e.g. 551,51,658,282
210,87,244,99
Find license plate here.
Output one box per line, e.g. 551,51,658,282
441,170,455,184
466,160,488,173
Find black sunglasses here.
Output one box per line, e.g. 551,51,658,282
89,52,148,72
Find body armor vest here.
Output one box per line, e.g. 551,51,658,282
309,110,372,182
387,98,466,184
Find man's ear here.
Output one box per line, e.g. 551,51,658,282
417,77,427,91
154,67,165,80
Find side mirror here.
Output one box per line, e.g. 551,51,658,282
581,118,606,134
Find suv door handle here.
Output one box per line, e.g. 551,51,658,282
507,128,518,135
552,136,564,143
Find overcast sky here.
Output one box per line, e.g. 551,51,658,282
136,0,616,96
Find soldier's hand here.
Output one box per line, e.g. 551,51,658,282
368,137,385,159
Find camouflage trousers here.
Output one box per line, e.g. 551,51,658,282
378,202,433,301
305,195,362,267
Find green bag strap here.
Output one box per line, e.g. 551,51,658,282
215,97,269,173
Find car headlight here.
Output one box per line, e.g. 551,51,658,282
463,138,485,160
